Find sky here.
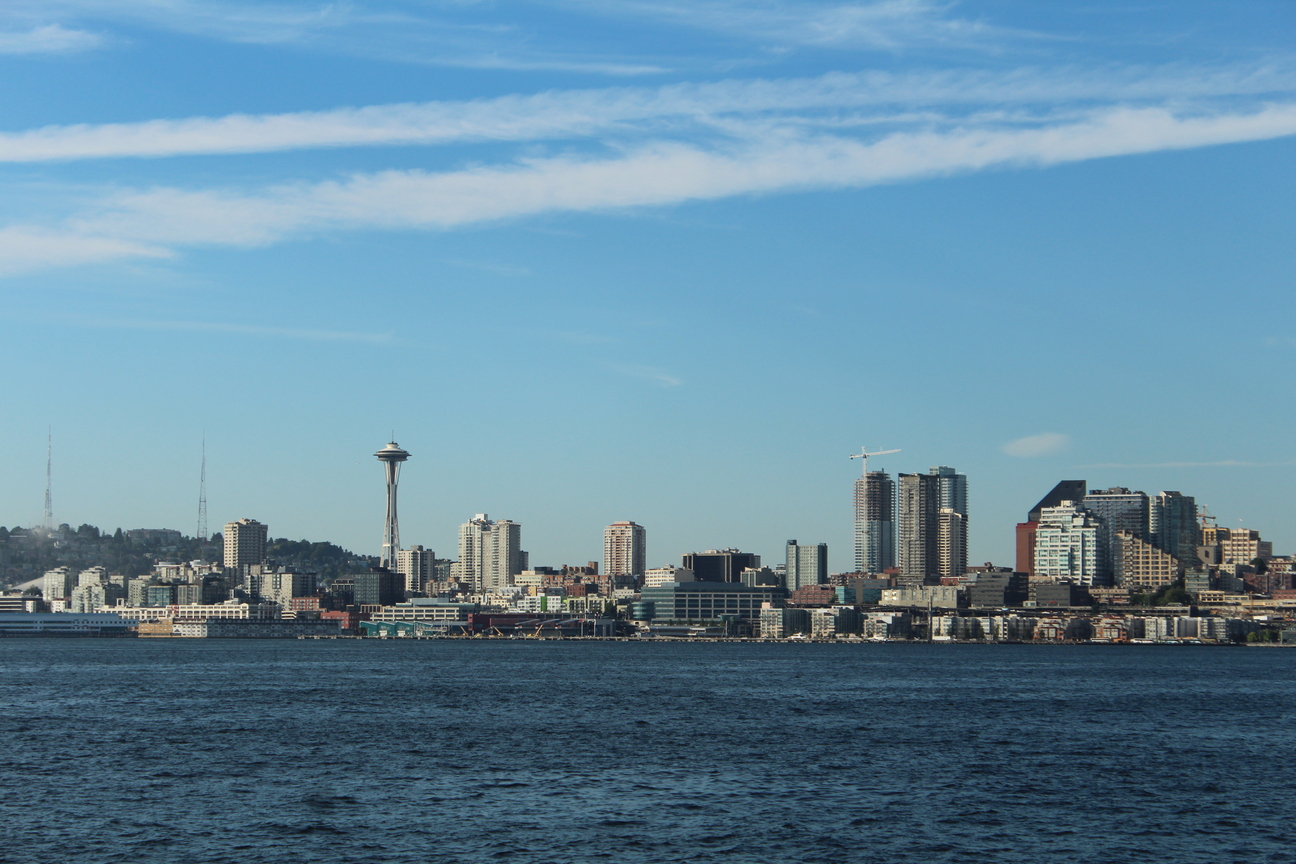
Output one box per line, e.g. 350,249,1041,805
0,0,1293,571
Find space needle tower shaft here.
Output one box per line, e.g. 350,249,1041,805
375,440,410,569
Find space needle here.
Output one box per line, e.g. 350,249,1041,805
375,440,410,569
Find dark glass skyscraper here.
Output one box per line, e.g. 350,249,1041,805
681,549,760,583
899,473,938,583
1150,491,1200,568
1082,487,1149,582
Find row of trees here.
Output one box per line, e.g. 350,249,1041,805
0,524,373,585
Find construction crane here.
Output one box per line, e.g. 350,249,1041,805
850,446,900,475
1199,505,1217,529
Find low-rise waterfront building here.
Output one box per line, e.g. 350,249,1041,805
368,599,479,622
0,612,134,636
880,585,962,609
759,606,811,638
108,601,281,622
640,580,784,623
643,567,695,589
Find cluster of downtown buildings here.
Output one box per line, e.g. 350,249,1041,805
2,445,1295,644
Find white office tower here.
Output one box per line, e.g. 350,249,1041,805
1034,502,1108,586
396,545,436,595
457,515,523,593
854,471,895,574
224,518,268,580
604,521,647,578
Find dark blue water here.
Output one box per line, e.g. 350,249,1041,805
1,641,1293,863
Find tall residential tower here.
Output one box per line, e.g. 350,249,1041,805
604,521,647,580
898,466,968,583
223,518,267,580
455,514,524,592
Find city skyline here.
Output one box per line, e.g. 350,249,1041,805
0,2,1293,568
2,435,1289,575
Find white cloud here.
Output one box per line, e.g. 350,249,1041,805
1081,460,1296,469
0,227,170,276
3,62,1292,162
75,317,395,344
0,24,101,54
563,0,1008,50
613,364,682,387
3,100,1296,273
0,1,671,73
1002,432,1070,458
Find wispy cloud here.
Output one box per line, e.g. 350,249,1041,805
0,24,101,54
3,62,1291,162
562,0,1012,50
0,1,671,74
613,363,682,386
1003,432,1069,458
0,227,171,276
0,100,1285,274
1,1,376,46
1082,460,1296,469
71,316,395,344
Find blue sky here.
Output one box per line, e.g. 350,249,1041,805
0,1,1293,570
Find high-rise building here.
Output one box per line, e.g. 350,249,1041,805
456,514,523,593
937,508,966,580
1033,502,1108,586
456,514,491,591
1082,487,1149,576
927,467,968,580
898,473,939,583
223,518,267,579
491,520,523,592
1218,528,1272,568
42,567,74,601
77,566,108,588
354,569,403,607
930,466,967,519
396,545,436,596
785,540,828,590
69,583,106,613
1150,491,1200,568
374,441,410,569
1029,480,1087,522
604,521,647,579
1115,531,1180,589
1017,480,1087,577
681,549,761,583
854,471,895,574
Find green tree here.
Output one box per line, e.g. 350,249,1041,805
1251,557,1269,575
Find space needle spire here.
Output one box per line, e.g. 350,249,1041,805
375,439,410,569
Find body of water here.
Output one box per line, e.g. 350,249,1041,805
1,640,1292,863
